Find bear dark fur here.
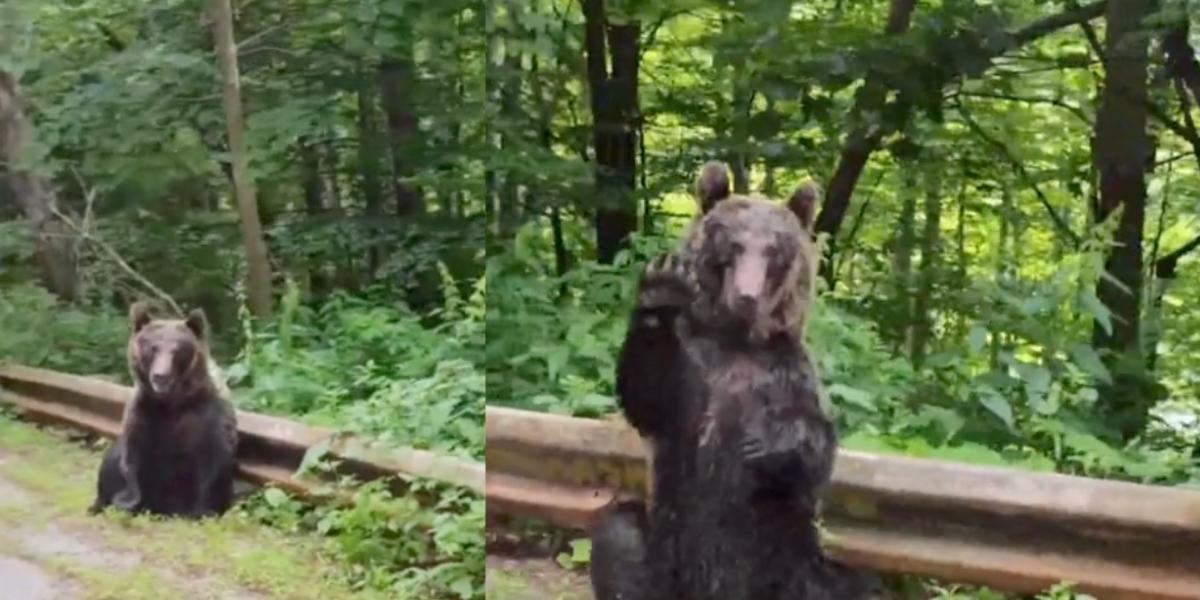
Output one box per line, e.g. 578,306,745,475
589,161,875,600
89,302,238,519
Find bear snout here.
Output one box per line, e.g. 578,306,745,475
149,371,174,394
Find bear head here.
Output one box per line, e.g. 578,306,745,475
687,160,821,343
126,302,212,401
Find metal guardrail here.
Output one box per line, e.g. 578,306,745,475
5,364,1200,598
0,364,484,497
485,405,1200,600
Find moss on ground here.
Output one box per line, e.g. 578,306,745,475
0,414,388,600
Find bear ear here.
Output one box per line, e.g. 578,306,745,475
129,302,153,333
184,308,208,340
695,160,731,214
787,179,821,232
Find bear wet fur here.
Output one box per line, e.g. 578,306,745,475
589,161,876,600
89,302,238,519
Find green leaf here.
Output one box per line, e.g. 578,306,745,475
297,438,332,475
967,325,988,352
449,576,475,599
977,389,1015,429
1078,291,1112,335
263,487,288,508
827,383,874,410
1069,344,1112,384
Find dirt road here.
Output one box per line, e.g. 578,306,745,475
0,414,380,600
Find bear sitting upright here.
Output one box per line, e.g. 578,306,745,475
589,161,876,600
89,302,238,519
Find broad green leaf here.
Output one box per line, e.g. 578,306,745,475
262,487,288,508
968,325,988,353
1069,344,1112,384
827,383,874,410
1078,290,1112,335
977,389,1015,429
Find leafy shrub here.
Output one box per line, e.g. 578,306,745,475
0,284,127,377
486,224,1199,486
229,266,485,460
241,479,484,600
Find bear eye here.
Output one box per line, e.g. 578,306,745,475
730,242,744,256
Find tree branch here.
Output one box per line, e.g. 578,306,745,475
954,90,1090,124
48,198,182,315
1155,233,1200,279
955,98,1081,247
1013,1,1107,48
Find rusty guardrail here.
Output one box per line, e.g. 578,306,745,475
485,405,1200,600
0,364,484,496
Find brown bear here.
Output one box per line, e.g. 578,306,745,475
89,302,238,519
589,161,875,599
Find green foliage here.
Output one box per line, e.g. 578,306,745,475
487,222,1199,486
0,284,126,377
241,479,484,600
231,273,485,460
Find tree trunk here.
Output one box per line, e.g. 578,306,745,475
910,168,942,366
356,67,387,275
323,134,343,214
299,136,329,296
209,0,272,317
814,0,916,285
0,70,79,301
1090,0,1153,440
483,1,500,233
583,0,639,264
891,167,917,351
357,71,386,217
498,37,521,236
379,54,424,216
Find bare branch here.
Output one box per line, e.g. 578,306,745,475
47,180,181,315
955,90,1091,124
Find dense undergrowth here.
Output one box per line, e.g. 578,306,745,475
487,217,1199,599
487,219,1200,488
0,276,486,600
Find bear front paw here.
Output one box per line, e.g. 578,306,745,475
637,253,696,311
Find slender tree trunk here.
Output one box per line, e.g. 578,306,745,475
1091,0,1154,440
356,67,387,275
379,53,424,216
530,46,572,281
323,134,343,214
990,185,1012,369
483,1,500,233
357,71,386,217
498,35,521,235
0,70,79,301
814,0,916,285
210,0,272,317
910,168,942,366
583,0,639,264
729,58,752,195
299,137,330,296
891,167,917,351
